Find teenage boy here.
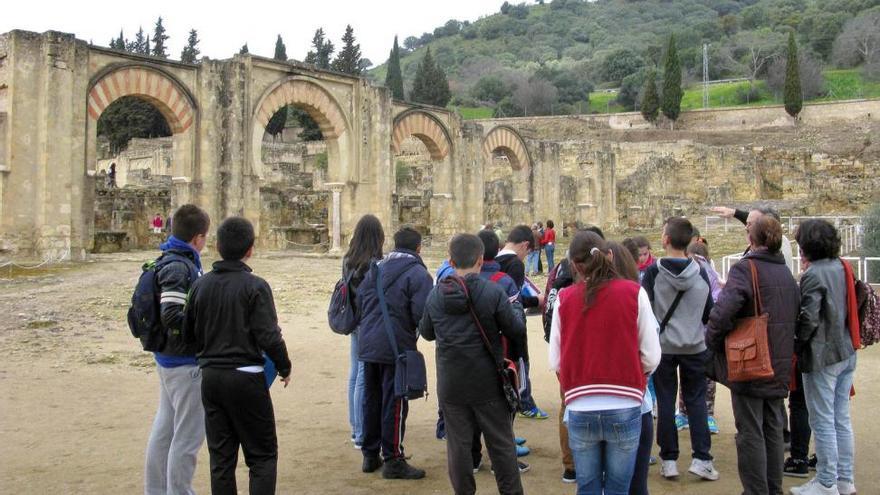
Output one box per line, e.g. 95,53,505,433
183,217,292,495
642,217,718,481
496,225,548,420
419,233,526,495
356,226,433,479
144,204,210,495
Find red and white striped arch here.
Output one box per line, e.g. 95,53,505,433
87,66,195,133
391,111,452,161
482,126,530,171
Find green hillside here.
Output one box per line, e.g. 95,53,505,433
371,0,880,117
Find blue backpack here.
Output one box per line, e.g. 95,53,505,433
127,254,198,352
328,267,359,335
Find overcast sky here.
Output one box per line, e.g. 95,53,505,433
2,0,509,67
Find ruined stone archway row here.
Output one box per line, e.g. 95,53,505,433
255,78,348,140
391,111,452,161
482,126,531,171
87,66,195,133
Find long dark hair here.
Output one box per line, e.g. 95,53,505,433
569,231,619,309
608,241,639,283
344,214,384,272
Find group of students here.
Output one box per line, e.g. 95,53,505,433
139,203,861,495
142,204,292,495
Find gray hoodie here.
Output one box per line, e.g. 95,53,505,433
642,258,713,355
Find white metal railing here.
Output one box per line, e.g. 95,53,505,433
719,254,880,285
704,215,862,234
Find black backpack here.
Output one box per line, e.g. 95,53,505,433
328,267,359,335
127,254,198,352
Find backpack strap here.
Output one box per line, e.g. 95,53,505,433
658,290,686,335
489,272,506,283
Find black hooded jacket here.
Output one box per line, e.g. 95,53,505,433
418,273,526,405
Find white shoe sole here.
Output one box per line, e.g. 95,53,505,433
688,468,719,481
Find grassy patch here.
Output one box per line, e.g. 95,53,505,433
455,106,495,120
588,92,624,113
819,69,880,101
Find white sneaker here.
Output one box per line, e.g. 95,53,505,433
837,480,856,495
660,460,679,479
790,478,840,495
688,458,720,481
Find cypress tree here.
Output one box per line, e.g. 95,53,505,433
130,27,148,55
332,25,362,75
430,58,452,107
411,48,451,107
385,36,405,99
661,34,683,127
274,35,287,61
641,68,660,123
239,43,249,55
784,31,803,119
305,29,334,70
151,17,169,59
180,29,200,64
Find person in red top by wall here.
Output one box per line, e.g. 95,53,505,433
541,220,557,271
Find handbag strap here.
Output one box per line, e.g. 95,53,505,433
373,262,401,358
748,259,763,315
659,290,686,334
451,276,505,370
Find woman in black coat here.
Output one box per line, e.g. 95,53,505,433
706,215,800,495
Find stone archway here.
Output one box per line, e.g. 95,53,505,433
482,126,532,226
391,110,455,234
250,77,352,251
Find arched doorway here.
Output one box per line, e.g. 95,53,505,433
482,126,532,229
85,65,198,252
251,77,350,251
391,110,453,236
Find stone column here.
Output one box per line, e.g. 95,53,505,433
325,182,345,253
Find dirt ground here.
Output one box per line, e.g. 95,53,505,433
1,249,877,494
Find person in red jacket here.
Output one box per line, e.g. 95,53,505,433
549,230,661,494
541,220,557,271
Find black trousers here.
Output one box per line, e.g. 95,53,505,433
441,400,523,495
628,411,654,495
201,368,278,495
654,352,712,461
731,394,785,495
789,365,812,461
362,362,408,461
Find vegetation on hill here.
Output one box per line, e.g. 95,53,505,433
371,0,880,118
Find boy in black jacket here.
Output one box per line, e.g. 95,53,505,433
184,217,292,495
419,233,526,495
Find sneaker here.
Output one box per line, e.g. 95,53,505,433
688,458,720,481
675,413,689,431
472,459,483,474
519,406,549,419
562,469,577,483
353,442,363,450
382,458,426,480
362,456,383,473
837,480,856,495
660,460,679,479
784,457,810,478
707,416,719,434
649,456,657,465
518,461,530,473
516,444,530,457
514,436,527,446
808,454,818,471
790,478,840,495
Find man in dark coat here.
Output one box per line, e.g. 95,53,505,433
356,226,433,479
706,215,800,495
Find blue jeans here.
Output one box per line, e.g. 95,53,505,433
526,251,539,274
567,406,641,495
544,244,556,272
803,353,857,488
348,331,365,444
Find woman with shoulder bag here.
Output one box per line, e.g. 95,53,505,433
342,214,385,449
706,216,800,495
549,232,661,495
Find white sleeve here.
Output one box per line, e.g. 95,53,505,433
637,287,661,374
548,296,563,373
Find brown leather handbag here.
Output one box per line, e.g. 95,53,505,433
725,260,774,382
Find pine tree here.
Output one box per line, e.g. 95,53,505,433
305,29,334,70
274,35,287,61
129,27,148,55
660,34,683,127
410,48,451,107
110,29,126,50
239,43,249,55
784,31,803,119
332,25,362,75
180,29,200,64
151,17,169,59
641,68,660,123
385,36,405,99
